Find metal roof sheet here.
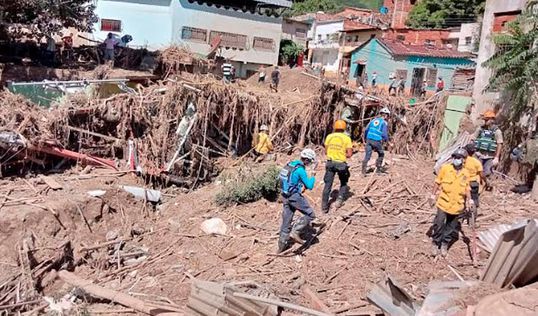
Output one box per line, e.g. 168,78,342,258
255,0,292,8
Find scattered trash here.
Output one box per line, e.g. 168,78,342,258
200,218,227,235
121,185,161,203
88,190,107,197
43,294,75,314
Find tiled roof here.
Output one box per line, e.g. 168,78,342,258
378,39,474,59
293,7,372,23
343,20,376,31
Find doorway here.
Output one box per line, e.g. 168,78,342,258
410,67,425,96
355,63,365,86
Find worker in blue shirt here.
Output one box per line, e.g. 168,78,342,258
277,148,317,253
362,107,390,175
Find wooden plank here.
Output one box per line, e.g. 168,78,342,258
302,286,334,315
39,175,63,190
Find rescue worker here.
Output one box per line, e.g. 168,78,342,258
278,148,317,253
430,148,473,257
253,125,273,160
322,120,353,212
472,110,503,184
362,108,390,175
464,143,485,207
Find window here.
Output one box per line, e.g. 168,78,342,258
253,37,274,50
396,35,406,41
346,36,352,43
465,36,472,45
317,34,322,41
424,39,435,46
326,34,330,40
354,35,359,42
101,19,121,32
395,69,408,80
296,28,307,39
425,68,438,86
209,31,248,49
181,26,207,42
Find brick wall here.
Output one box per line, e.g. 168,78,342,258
492,11,520,32
384,0,416,29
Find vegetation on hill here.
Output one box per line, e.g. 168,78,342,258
406,0,486,28
290,0,383,16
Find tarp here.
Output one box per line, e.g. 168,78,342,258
439,95,472,151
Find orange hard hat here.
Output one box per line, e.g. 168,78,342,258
334,120,347,130
483,110,496,119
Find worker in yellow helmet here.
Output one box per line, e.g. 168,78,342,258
322,120,353,213
253,124,273,161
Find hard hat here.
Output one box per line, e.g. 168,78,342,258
334,120,347,130
300,148,316,162
260,124,268,131
483,110,496,119
452,148,468,159
380,107,391,115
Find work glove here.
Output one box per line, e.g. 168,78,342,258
492,157,499,166
428,194,436,206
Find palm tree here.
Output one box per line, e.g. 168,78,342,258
482,5,538,124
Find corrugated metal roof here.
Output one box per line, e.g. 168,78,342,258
480,219,538,288
367,276,418,316
379,39,474,59
418,280,476,316
478,219,536,252
255,0,292,8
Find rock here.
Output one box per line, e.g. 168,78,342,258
106,230,119,241
200,218,227,235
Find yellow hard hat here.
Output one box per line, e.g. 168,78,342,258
334,120,347,130
483,110,496,119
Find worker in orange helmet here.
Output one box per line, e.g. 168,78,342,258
472,110,503,188
321,120,353,213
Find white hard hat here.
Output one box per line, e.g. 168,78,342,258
300,148,316,162
260,124,269,131
380,107,391,115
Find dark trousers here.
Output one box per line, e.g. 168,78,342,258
431,208,461,246
362,139,384,171
470,181,480,207
321,161,350,210
279,193,315,243
389,86,396,94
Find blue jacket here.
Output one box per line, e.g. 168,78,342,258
288,160,315,193
365,117,389,142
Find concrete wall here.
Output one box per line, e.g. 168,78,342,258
94,0,283,77
94,0,173,49
472,0,528,120
312,48,340,72
282,19,309,47
312,21,344,44
348,39,475,90
172,0,282,74
456,23,480,52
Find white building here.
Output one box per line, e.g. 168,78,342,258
310,19,344,73
472,0,528,119
93,0,291,77
447,23,480,53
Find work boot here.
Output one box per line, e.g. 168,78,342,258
334,199,344,210
290,231,305,244
376,166,387,174
432,243,440,257
277,240,288,254
440,243,448,257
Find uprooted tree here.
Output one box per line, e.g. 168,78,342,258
0,0,98,37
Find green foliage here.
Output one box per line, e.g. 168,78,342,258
289,0,382,16
280,40,304,64
0,0,98,36
215,164,280,206
406,0,486,28
483,10,538,124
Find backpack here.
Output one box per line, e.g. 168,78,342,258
279,163,304,197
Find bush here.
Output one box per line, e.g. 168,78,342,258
215,164,280,206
